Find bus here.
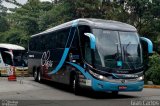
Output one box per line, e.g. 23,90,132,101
0,44,28,77
28,18,153,95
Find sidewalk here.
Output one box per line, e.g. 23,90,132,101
144,85,160,89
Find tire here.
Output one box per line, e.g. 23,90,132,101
34,70,38,81
112,91,119,96
71,74,81,95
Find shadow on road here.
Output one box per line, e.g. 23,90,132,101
35,79,137,99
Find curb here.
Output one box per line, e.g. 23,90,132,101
144,85,160,89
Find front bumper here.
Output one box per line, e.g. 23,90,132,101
15,67,29,77
91,78,144,92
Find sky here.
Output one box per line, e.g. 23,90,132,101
2,0,52,8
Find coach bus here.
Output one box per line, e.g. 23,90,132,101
28,18,153,95
0,44,28,76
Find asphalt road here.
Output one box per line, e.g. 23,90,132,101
0,77,160,106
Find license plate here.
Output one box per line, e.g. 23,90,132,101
118,86,127,90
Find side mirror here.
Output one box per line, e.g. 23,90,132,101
140,37,153,55
84,33,96,50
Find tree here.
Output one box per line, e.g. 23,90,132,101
0,0,53,47
0,0,9,32
0,16,9,32
1,0,160,51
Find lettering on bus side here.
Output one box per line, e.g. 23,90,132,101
41,51,53,68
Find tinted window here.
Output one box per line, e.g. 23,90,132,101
56,29,68,48
44,32,57,50
13,50,28,67
29,28,71,51
71,28,79,48
78,25,91,61
29,37,36,51
1,51,13,65
84,37,92,64
78,26,91,47
29,36,42,51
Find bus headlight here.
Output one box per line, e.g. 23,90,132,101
99,75,104,80
89,70,105,80
137,76,144,81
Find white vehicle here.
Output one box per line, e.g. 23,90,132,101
0,44,28,76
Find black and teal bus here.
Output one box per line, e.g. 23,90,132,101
28,18,153,95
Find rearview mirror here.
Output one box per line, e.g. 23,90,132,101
140,37,153,55
84,33,96,50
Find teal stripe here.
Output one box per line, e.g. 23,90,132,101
48,20,79,75
48,48,69,74
65,26,73,47
67,62,92,79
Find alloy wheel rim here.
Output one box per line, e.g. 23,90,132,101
34,71,37,80
38,72,41,81
73,79,75,91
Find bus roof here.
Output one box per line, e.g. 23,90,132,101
0,44,25,50
31,18,137,37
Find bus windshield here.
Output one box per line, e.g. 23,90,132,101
1,51,13,65
13,51,27,67
93,29,142,70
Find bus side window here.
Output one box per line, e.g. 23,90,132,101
40,35,45,51
78,25,92,64
50,32,57,49
1,51,13,65
29,37,36,51
71,29,79,48
33,36,40,51
56,29,68,48
84,37,92,64
44,32,57,50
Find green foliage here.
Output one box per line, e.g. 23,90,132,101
0,16,9,32
39,2,72,30
0,28,28,48
0,0,160,51
145,53,160,85
73,0,101,18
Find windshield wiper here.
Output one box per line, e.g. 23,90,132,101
122,42,131,62
123,42,136,71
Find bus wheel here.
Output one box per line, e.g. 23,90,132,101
112,91,118,96
34,70,38,81
72,75,81,95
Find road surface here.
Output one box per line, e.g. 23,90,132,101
0,77,160,106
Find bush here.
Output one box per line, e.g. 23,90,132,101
145,53,160,85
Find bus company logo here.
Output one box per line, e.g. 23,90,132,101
41,51,53,68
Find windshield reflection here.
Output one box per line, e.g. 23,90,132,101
93,29,142,70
